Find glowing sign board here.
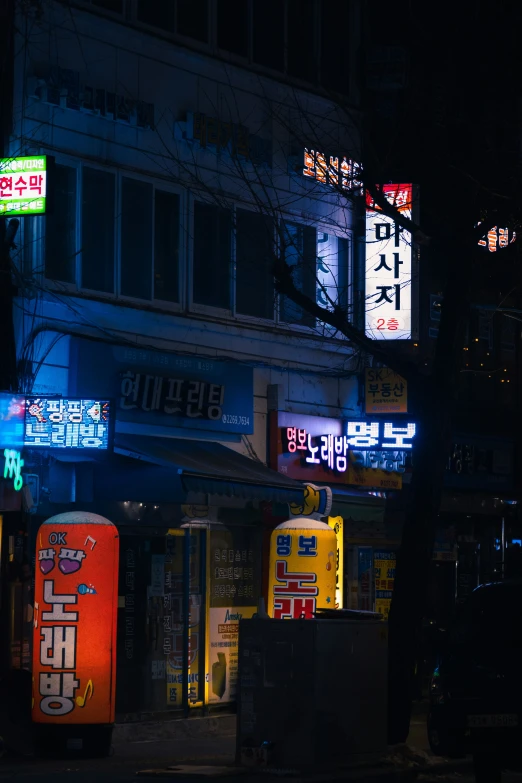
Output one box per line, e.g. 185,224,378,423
3,449,23,491
365,184,413,340
302,149,362,191
0,156,47,215
24,398,111,450
32,512,119,725
0,393,25,448
268,518,336,620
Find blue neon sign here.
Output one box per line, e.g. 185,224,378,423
24,398,111,450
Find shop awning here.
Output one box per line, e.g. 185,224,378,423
111,434,305,505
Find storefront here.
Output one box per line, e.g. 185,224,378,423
19,339,307,718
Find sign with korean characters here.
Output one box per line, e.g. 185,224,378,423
327,516,344,609
208,606,256,704
32,512,119,724
0,156,47,215
69,339,253,436
365,368,407,414
24,398,111,450
365,184,413,340
270,411,415,490
374,550,396,621
268,518,337,620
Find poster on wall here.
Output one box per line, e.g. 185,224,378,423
365,367,407,414
374,550,396,621
208,606,256,704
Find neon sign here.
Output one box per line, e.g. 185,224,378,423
33,514,119,726
365,184,413,340
3,449,23,491
285,420,416,476
24,398,111,450
0,156,47,215
302,149,362,192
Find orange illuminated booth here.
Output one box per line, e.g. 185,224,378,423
32,512,119,756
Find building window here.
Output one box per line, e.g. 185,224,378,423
121,177,154,300
193,202,232,309
91,0,123,13
45,164,77,284
177,0,209,42
280,222,316,327
252,0,285,71
287,0,317,82
137,0,176,32
236,210,274,319
44,165,181,305
81,167,115,293
217,0,248,56
320,0,351,93
154,191,180,303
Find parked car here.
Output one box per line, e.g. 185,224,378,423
427,580,522,783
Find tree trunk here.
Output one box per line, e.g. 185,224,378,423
387,244,470,743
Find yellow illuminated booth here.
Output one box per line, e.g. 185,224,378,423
268,517,337,618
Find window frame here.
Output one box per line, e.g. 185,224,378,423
38,156,184,312
276,213,353,335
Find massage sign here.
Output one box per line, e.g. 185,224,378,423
32,513,119,726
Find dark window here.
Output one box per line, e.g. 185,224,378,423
253,0,284,71
154,191,180,302
92,0,123,13
121,177,153,300
137,0,175,31
217,0,248,56
320,0,350,94
177,0,208,42
193,202,231,309
236,210,274,319
81,168,115,293
45,164,77,284
287,0,316,82
280,222,316,327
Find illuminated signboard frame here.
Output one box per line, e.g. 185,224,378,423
0,156,48,215
24,398,113,451
365,184,416,341
271,412,415,488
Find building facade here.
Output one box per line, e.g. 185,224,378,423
1,0,391,719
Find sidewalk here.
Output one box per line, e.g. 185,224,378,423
0,702,472,781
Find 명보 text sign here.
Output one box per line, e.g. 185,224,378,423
365,184,412,340
0,156,47,215
24,398,111,450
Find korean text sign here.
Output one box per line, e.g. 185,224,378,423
0,156,47,215
365,184,413,340
70,340,253,436
270,411,414,489
24,398,111,450
32,513,119,724
365,368,407,414
268,519,336,620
